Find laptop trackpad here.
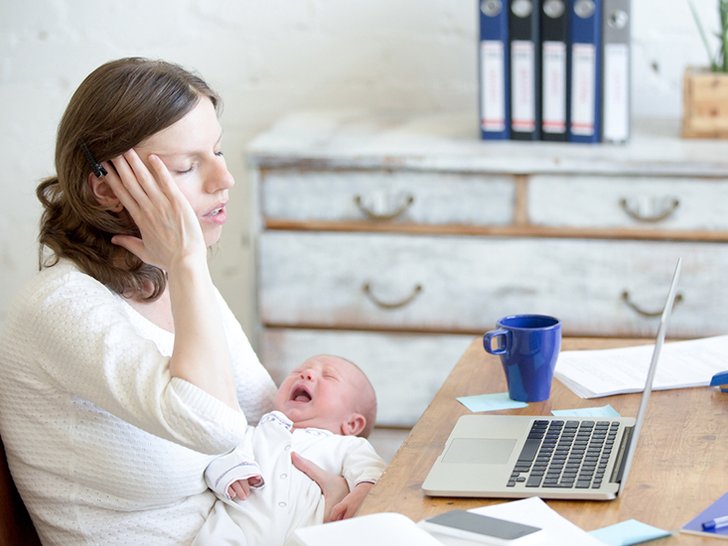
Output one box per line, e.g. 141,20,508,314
442,438,517,464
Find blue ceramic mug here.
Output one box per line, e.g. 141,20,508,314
483,314,562,402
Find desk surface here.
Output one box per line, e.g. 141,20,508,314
359,337,728,544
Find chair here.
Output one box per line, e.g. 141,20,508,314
0,437,42,545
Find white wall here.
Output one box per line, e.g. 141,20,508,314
0,0,718,340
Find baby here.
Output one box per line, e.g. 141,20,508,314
196,354,386,546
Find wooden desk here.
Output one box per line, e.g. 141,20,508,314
359,337,728,544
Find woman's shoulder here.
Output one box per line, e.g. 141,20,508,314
7,258,118,322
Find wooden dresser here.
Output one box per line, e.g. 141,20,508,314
247,110,728,428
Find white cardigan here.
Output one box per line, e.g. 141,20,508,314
0,259,277,545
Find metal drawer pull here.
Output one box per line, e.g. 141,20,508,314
354,192,415,221
621,290,684,317
618,196,680,223
362,282,423,309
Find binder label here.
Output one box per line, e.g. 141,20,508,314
570,42,596,136
511,40,536,132
480,40,506,132
603,42,629,141
542,41,567,133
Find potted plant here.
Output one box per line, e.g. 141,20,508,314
683,0,728,138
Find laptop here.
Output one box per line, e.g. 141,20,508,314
422,258,682,501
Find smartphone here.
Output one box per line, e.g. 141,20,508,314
420,509,543,545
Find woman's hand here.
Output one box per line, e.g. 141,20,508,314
104,149,238,409
291,452,349,522
104,150,206,271
328,482,374,521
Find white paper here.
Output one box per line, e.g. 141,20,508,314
542,41,567,134
510,40,536,132
554,335,728,398
419,498,607,546
570,43,596,136
480,40,506,132
290,512,444,546
602,42,629,142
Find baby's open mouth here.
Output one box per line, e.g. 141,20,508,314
291,385,312,403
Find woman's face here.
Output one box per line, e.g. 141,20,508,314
135,97,234,247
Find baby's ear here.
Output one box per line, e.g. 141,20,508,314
341,413,366,437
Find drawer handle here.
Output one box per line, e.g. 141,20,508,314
362,282,423,309
354,193,415,221
621,290,684,317
618,196,680,223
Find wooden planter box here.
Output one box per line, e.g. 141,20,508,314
682,66,728,138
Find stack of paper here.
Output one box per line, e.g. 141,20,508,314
288,512,443,545
289,498,607,545
554,335,728,399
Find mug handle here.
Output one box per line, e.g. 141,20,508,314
483,329,509,356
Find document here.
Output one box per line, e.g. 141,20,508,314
290,512,444,545
421,497,608,546
555,335,728,398
291,498,607,545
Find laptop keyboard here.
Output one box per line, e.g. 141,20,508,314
507,419,620,490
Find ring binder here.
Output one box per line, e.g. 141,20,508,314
602,0,631,143
509,0,541,140
479,0,511,140
540,0,569,141
568,0,602,143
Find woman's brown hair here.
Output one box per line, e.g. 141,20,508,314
36,57,220,300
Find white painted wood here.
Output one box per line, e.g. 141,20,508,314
248,111,728,177
261,328,474,426
529,175,728,230
261,170,515,226
259,231,728,338
250,110,728,427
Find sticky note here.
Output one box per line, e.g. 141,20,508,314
589,519,672,545
457,392,528,412
552,404,621,418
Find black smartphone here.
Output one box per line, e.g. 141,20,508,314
420,509,543,545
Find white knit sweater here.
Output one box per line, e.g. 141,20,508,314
0,259,277,545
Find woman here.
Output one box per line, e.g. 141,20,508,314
0,57,348,545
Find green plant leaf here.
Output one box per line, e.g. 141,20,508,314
689,0,720,71
720,0,728,71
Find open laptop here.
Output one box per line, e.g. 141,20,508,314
422,258,682,501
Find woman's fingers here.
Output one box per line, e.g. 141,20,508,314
108,153,152,213
120,150,167,206
103,149,205,268
292,452,350,522
110,234,145,257
291,452,325,484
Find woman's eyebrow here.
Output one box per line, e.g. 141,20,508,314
153,132,224,158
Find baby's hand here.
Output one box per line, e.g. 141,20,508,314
227,475,263,501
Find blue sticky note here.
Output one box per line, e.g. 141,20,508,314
589,519,672,546
457,392,528,412
552,404,621,418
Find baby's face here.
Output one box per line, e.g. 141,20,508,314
275,355,367,435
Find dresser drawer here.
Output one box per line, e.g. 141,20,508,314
529,175,728,231
261,328,473,427
261,170,515,226
259,231,728,338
